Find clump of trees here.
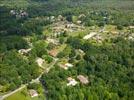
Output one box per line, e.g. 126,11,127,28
0,50,40,92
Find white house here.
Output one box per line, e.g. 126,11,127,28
18,48,31,55
59,63,73,70
65,63,73,67
67,77,78,86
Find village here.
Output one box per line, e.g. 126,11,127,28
1,11,134,100
1,0,134,99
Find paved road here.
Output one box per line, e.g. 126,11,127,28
0,58,58,100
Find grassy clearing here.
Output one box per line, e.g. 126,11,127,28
4,86,46,100
4,88,31,100
57,44,67,52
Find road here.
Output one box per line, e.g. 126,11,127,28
0,58,58,100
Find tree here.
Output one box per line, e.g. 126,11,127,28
9,82,16,91
42,55,53,63
32,40,47,57
117,25,123,30
76,54,81,60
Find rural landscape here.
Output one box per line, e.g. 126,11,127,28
0,0,134,100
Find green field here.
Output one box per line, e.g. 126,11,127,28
4,88,45,100
4,88,31,100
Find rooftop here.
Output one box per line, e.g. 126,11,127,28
67,77,78,86
83,32,97,40
59,63,73,70
77,75,89,84
18,48,31,55
36,58,44,67
49,49,58,57
29,89,38,98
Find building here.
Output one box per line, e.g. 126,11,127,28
78,14,86,19
111,31,119,35
77,75,89,84
83,32,97,40
46,38,59,45
128,26,134,29
129,26,134,29
57,15,65,21
29,89,38,98
59,63,73,70
10,10,16,15
65,63,73,67
49,49,58,57
18,48,31,55
36,58,44,67
76,20,82,24
78,49,84,54
67,77,78,86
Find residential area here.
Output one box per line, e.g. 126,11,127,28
0,0,134,100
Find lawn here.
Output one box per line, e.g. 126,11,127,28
4,88,31,100
4,85,46,100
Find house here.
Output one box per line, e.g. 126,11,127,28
50,16,55,21
65,23,75,28
46,38,59,45
83,32,97,40
59,64,68,70
36,58,44,67
18,48,31,55
77,75,89,84
65,63,73,67
59,63,73,70
20,11,28,17
49,49,58,57
129,26,134,29
58,15,64,21
111,31,118,34
78,14,86,19
76,20,82,24
67,77,78,86
10,10,16,15
29,89,38,98
78,49,84,54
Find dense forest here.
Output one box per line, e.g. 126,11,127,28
0,0,134,100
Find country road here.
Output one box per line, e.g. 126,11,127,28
0,58,58,100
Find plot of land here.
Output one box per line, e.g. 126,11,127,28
4,88,30,100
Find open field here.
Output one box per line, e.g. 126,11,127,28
4,88,31,100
